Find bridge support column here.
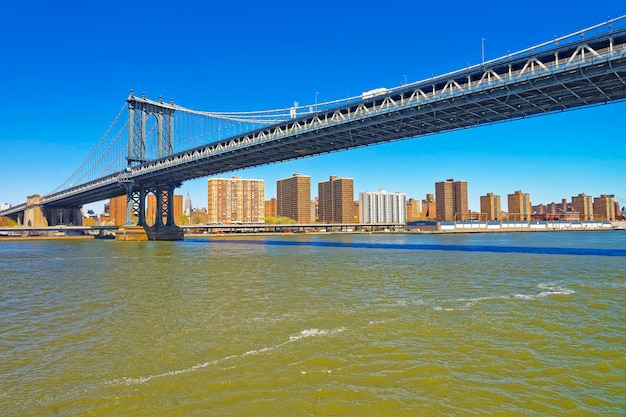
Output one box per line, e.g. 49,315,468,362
154,186,165,228
23,195,48,227
44,207,83,226
143,183,183,241
117,182,183,241
124,183,135,226
116,182,150,241
136,188,147,227
165,184,176,227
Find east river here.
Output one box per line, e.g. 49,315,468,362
1,231,624,416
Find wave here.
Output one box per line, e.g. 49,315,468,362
514,283,575,300
106,327,345,386
433,284,575,310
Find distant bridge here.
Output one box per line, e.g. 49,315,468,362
3,17,626,239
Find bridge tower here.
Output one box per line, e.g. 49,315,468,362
119,91,183,240
127,90,175,164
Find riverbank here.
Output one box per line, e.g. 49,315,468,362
0,235,95,241
1,220,623,240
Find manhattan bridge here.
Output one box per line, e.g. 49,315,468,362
3,17,626,239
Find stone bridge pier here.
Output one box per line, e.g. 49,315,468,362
22,195,84,227
22,195,47,227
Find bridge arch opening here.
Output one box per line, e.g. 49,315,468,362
144,190,158,228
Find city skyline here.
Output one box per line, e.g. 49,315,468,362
174,173,626,215
1,2,625,213
182,175,623,220
92,174,621,225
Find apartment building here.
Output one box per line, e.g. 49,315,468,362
318,176,354,223
277,173,311,223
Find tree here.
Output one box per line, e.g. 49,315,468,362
264,216,297,225
0,216,17,227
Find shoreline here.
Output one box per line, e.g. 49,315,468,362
1,224,623,241
0,235,95,241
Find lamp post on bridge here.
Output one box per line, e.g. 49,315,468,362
482,38,485,64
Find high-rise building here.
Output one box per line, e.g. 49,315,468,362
571,193,594,221
421,193,436,219
480,192,501,221
359,190,406,223
207,176,265,223
406,198,421,222
184,193,192,216
508,190,531,221
277,174,311,223
109,195,129,226
435,179,468,221
318,176,354,223
593,194,616,221
264,198,277,218
308,197,317,220
311,198,318,223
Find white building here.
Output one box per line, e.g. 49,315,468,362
0,203,10,211
359,190,406,223
184,193,192,216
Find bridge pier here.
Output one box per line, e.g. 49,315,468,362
117,181,183,241
21,197,84,227
44,207,83,226
23,195,48,227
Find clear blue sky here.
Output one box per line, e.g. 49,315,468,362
1,1,625,213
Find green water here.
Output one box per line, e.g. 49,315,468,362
1,232,625,416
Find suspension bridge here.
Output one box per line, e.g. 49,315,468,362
3,17,626,239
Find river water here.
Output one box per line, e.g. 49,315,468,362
1,232,624,416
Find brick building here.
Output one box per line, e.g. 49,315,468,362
207,176,265,223
480,192,501,221
435,179,468,221
318,176,355,223
508,190,532,221
277,174,311,223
